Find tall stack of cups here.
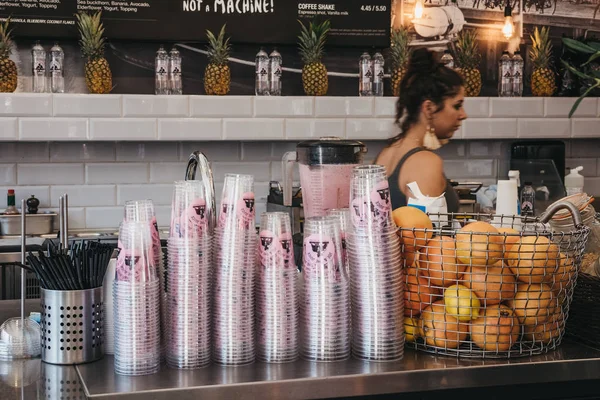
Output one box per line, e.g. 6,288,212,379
347,165,404,361
256,212,299,363
123,200,164,356
166,180,213,368
213,174,257,365
300,216,351,361
113,221,161,375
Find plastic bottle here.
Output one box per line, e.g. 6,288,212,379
269,48,282,96
512,51,524,97
565,166,584,196
372,51,384,97
5,189,19,214
508,170,521,215
32,41,46,93
359,52,372,96
498,51,512,97
169,47,182,95
49,42,64,93
440,49,454,69
521,182,535,217
155,45,169,95
255,48,270,96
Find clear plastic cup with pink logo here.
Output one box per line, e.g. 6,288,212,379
218,174,256,232
256,212,299,363
349,165,393,233
115,221,157,284
300,216,351,362
170,180,211,240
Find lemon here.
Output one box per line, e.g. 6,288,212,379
444,284,481,321
404,317,419,343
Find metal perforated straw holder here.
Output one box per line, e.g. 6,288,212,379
40,287,104,365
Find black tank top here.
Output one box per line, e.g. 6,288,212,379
387,147,460,213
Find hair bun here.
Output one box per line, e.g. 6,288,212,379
407,48,438,74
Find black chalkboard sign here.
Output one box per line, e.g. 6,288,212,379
0,0,390,47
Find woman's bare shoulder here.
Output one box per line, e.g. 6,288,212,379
399,150,445,196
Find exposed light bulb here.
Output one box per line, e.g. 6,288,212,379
502,3,514,39
414,0,424,19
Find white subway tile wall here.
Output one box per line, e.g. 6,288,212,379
0,95,598,141
0,139,599,230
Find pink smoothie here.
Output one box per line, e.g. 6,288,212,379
299,163,356,218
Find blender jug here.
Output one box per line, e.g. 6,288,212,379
283,137,367,218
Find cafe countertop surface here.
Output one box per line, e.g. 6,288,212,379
2,340,600,400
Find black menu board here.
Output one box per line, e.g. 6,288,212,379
0,0,390,47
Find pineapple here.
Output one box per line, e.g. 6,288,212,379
530,26,556,97
76,11,112,94
390,27,410,97
0,18,17,93
454,30,482,97
204,24,231,96
298,19,330,96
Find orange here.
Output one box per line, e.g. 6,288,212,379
392,206,433,249
455,221,504,266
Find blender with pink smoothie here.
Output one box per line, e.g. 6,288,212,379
282,138,367,218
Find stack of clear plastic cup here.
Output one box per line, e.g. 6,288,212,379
166,235,212,368
166,180,213,368
347,165,404,361
256,212,299,363
124,199,165,356
113,221,161,376
300,216,351,362
213,174,257,366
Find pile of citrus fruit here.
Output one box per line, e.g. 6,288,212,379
393,207,576,353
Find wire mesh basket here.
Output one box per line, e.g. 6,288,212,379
399,201,589,358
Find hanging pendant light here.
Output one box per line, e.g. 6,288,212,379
414,0,424,19
502,2,514,39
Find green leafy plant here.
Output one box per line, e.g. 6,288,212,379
561,37,600,117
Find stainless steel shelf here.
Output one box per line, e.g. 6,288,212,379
73,342,600,400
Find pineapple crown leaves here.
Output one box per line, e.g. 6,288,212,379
75,11,106,60
454,29,481,69
206,24,231,65
297,19,330,64
530,26,553,69
0,17,14,58
390,26,410,70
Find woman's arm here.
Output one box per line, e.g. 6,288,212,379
398,151,447,198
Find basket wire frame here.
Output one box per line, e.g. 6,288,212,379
400,211,590,359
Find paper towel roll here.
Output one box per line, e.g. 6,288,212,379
493,180,521,230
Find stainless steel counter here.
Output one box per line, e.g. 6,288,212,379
2,341,600,400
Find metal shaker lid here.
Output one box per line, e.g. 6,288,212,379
296,137,367,165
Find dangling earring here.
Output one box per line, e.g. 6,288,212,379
423,124,442,151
